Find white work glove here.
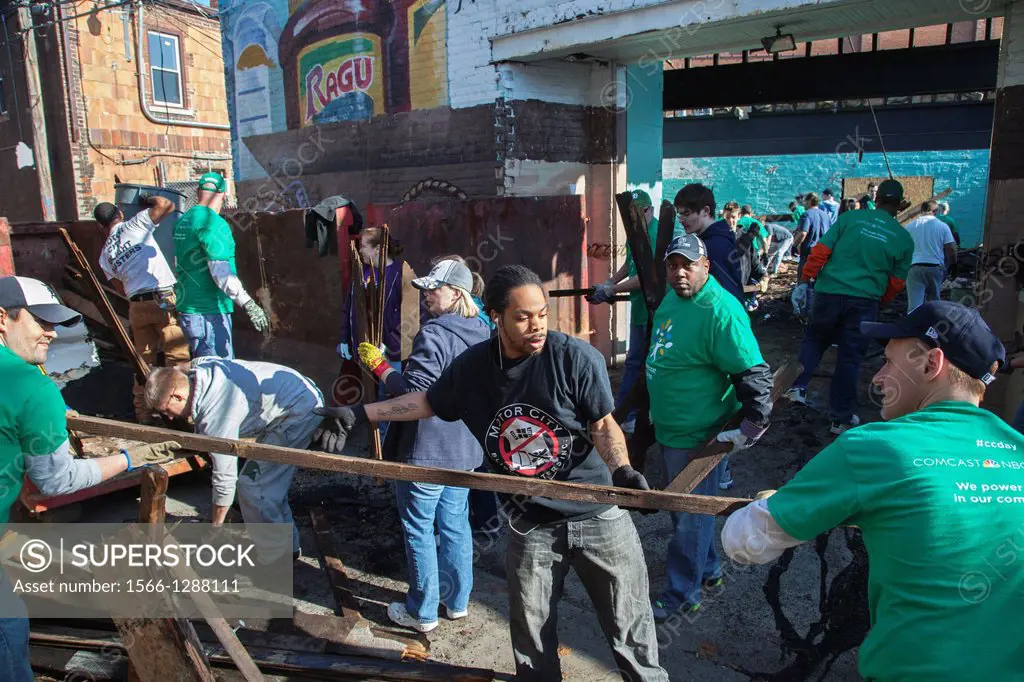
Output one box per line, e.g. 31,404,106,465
337,342,352,360
715,420,767,453
243,299,270,332
791,283,810,316
586,282,616,304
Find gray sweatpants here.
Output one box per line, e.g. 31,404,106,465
236,411,323,563
506,507,668,682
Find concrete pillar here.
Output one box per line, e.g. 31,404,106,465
625,62,664,203
980,0,1024,418
0,219,13,277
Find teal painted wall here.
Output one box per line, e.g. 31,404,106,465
663,150,990,246
626,64,664,204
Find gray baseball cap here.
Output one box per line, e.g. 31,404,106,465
412,260,474,293
0,276,82,326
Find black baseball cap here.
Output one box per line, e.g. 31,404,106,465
876,179,904,202
861,301,1005,383
664,234,707,262
0,276,82,326
93,202,120,227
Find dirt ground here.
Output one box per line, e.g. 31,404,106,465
51,259,895,681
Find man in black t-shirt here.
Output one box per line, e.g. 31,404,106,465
315,265,668,682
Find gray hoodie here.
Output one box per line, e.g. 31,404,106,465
382,313,491,470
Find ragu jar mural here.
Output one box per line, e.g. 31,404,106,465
247,0,449,132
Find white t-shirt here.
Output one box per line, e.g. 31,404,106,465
905,215,955,266
99,209,176,298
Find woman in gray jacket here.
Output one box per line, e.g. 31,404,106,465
354,259,490,633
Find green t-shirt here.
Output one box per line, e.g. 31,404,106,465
645,276,764,448
813,209,914,299
0,346,68,524
768,401,1024,681
739,215,768,252
174,205,238,314
937,214,960,242
625,217,673,326
862,199,876,210
791,205,806,224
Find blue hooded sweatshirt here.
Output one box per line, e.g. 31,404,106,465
381,312,491,470
700,219,745,302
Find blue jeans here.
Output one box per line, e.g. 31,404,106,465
179,312,234,358
659,447,724,608
394,481,473,624
906,264,943,312
615,324,647,420
0,578,31,682
795,292,878,423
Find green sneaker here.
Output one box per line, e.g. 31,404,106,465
702,576,724,590
652,599,701,623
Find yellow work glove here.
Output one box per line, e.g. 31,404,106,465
358,342,390,379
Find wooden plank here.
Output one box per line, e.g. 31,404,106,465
665,361,804,494
59,228,149,380
108,617,215,682
309,509,362,618
400,262,420,359
897,188,953,224
67,415,750,516
29,629,496,682
139,467,168,526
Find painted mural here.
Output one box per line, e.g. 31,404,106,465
221,0,449,181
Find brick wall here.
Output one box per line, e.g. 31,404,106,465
63,2,232,215
0,219,12,277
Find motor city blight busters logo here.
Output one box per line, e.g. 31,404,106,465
19,540,257,573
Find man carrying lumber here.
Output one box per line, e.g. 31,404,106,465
588,189,678,433
173,172,269,358
787,179,914,436
96,194,191,424
645,235,773,621
722,301,1021,682
314,264,668,681
0,276,180,681
145,358,323,561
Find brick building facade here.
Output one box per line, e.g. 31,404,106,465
0,0,231,222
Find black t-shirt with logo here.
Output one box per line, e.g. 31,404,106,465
426,331,615,523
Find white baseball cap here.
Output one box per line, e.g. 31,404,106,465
0,276,82,326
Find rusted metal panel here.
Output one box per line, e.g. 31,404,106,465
9,221,72,283
0,218,13,276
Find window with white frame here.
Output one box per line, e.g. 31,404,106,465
148,31,183,107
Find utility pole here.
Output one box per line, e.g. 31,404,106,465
16,5,56,221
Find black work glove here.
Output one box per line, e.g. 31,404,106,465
137,191,153,207
612,465,656,515
311,405,367,454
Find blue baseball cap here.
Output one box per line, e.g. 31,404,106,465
861,301,1005,383
664,234,707,262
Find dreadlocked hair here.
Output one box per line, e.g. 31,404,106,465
484,265,543,316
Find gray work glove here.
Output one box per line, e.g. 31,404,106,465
125,441,181,469
311,405,367,454
612,465,656,515
337,342,352,360
586,282,616,305
243,299,270,332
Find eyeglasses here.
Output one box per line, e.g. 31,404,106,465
675,207,696,219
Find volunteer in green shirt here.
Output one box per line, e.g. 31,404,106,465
789,198,806,225
589,189,679,433
860,182,877,211
645,234,773,621
788,179,914,435
723,300,1020,682
174,172,269,359
738,205,768,256
0,276,180,681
